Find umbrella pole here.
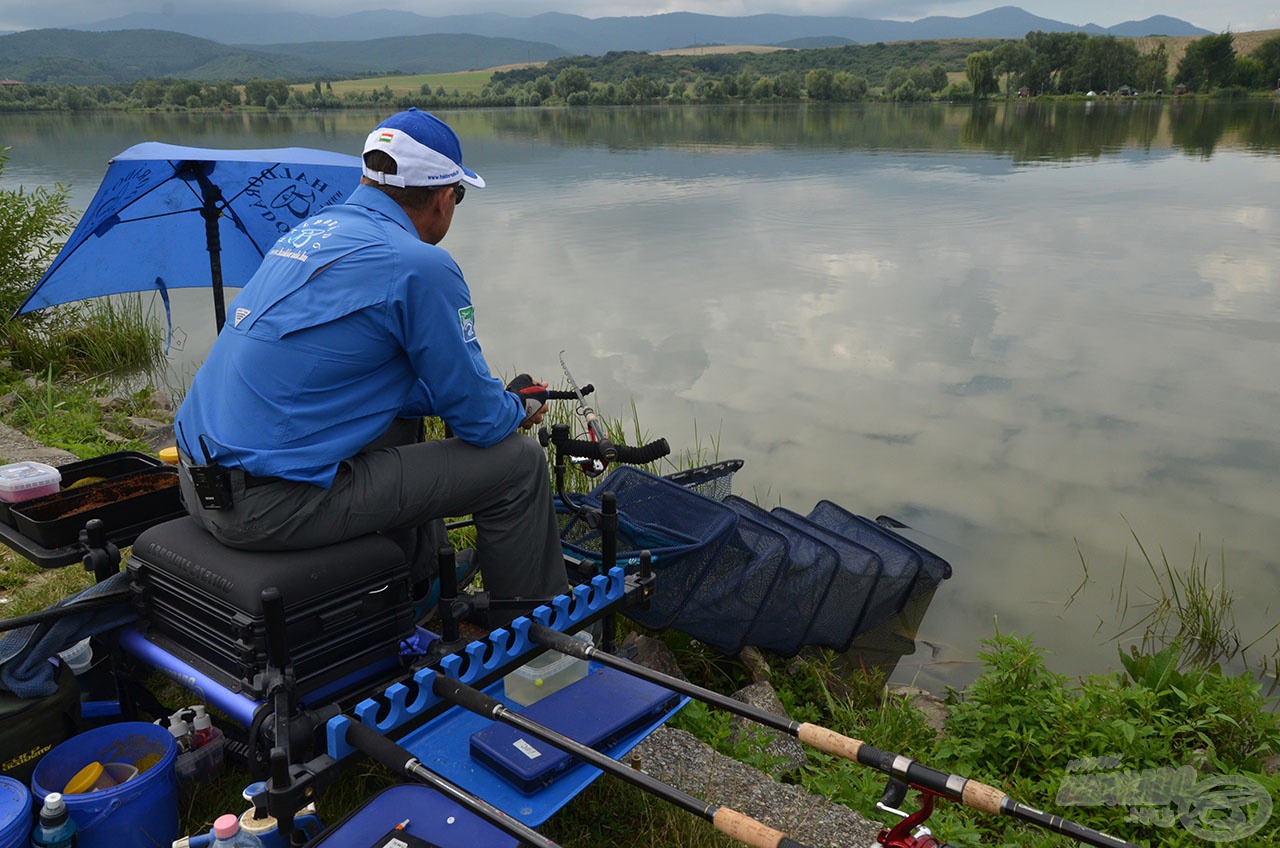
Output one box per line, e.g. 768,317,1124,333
198,176,227,334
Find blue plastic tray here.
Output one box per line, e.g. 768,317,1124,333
469,667,681,794
307,783,518,848
398,663,686,826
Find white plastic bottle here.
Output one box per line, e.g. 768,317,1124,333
167,713,193,753
209,814,264,848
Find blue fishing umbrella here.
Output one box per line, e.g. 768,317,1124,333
14,142,362,333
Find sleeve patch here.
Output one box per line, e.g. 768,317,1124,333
458,305,477,343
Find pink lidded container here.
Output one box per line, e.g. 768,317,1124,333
0,461,62,503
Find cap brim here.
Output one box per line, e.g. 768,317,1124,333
460,166,485,189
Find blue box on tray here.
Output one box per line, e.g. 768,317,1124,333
469,665,680,794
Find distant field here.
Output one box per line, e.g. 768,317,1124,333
1128,28,1279,70
294,70,500,98
655,45,790,56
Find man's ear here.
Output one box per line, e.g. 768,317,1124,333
433,185,453,213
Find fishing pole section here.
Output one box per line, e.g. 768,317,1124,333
430,673,813,848
527,624,1143,848
559,350,616,470
538,371,669,513
343,719,565,848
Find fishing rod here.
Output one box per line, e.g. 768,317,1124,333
559,351,615,470
527,624,1140,848
344,718,565,848
431,674,813,848
0,589,132,633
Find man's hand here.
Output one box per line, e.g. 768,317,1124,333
506,373,549,429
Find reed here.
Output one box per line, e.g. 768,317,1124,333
1109,527,1280,675
6,295,164,377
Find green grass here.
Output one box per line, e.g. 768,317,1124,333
5,296,164,379
0,548,95,614
1,368,160,460
1113,530,1280,669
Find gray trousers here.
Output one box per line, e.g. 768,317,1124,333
177,421,567,604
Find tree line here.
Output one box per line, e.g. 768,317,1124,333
1,31,1277,113
964,31,1280,97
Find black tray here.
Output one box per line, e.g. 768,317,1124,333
11,466,181,551
0,452,181,569
0,451,163,528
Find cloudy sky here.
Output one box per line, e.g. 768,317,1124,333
1,1,1277,35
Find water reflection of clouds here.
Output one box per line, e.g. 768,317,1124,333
9,108,1280,687
511,147,1274,682
202,135,1280,682
1199,254,1276,313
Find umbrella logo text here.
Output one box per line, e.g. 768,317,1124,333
245,168,338,234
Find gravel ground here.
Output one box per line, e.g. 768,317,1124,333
0,422,78,466
633,726,884,848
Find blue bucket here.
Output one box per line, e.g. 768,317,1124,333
30,722,178,848
0,776,31,848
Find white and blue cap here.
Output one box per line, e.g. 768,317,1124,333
362,107,485,189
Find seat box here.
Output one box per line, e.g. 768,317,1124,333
127,517,413,700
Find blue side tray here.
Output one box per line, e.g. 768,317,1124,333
399,664,687,826
469,666,682,794
306,783,519,848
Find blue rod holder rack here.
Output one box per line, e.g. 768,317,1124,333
327,566,627,760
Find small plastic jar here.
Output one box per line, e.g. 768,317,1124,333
0,461,61,503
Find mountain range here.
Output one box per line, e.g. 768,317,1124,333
0,6,1211,85
70,6,1209,53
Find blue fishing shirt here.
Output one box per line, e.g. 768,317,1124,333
174,184,523,487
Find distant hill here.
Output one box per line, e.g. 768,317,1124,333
254,35,568,76
1102,15,1211,37
73,6,1211,53
0,29,312,84
0,11,1233,87
0,28,568,84
1128,28,1280,72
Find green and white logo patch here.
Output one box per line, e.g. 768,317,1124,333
458,305,477,343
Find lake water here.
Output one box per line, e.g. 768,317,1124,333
4,102,1280,692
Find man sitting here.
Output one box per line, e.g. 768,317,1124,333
174,108,568,619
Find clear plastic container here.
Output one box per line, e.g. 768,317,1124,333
61,760,137,794
175,727,225,791
57,639,93,675
503,631,592,706
0,461,60,503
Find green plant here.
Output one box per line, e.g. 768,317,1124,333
2,371,158,458
1110,526,1280,673
936,630,1071,776
0,148,74,330
1,150,164,376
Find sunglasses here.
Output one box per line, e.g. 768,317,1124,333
451,183,465,205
